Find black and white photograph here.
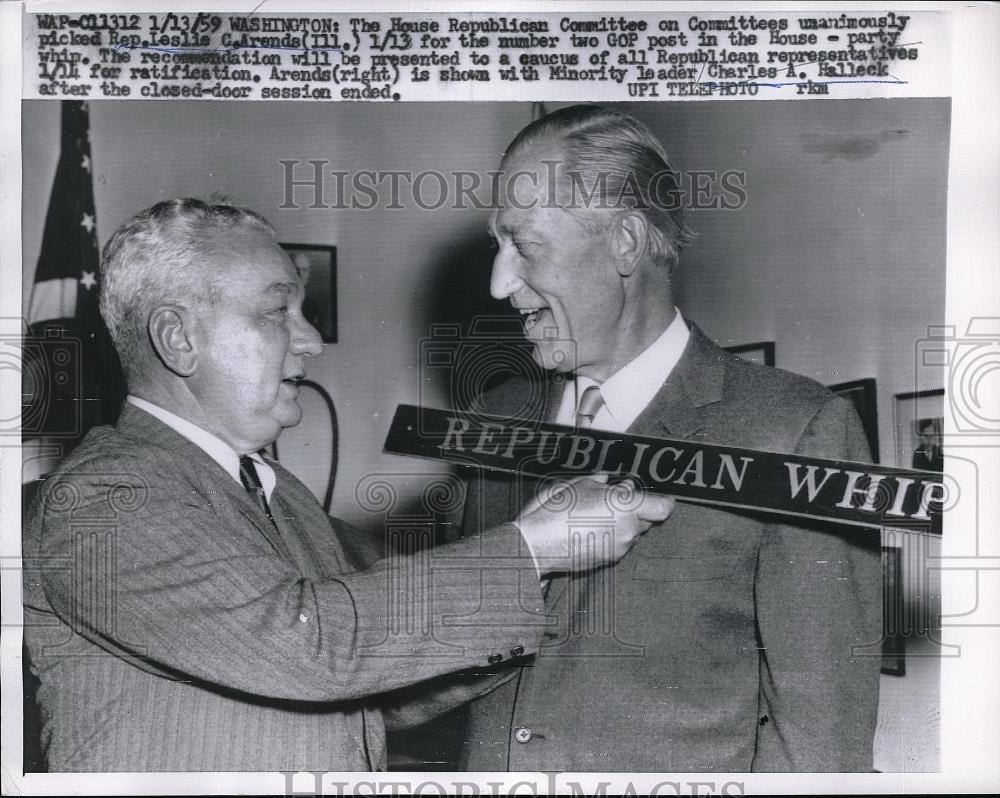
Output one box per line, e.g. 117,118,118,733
896,388,946,472
3,2,999,796
281,243,337,343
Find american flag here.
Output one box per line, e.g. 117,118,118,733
25,100,123,444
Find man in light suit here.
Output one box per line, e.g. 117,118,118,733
22,198,673,771
458,106,883,772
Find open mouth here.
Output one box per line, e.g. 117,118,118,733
517,306,550,332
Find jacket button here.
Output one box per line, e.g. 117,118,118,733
487,653,503,664
510,645,525,658
514,726,533,744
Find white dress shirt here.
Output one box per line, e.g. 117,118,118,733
555,308,691,432
127,395,276,500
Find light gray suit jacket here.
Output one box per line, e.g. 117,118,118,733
23,404,545,771
459,325,883,772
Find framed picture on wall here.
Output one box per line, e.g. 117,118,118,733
723,341,775,367
829,378,880,462
894,389,945,471
880,545,906,677
280,243,337,343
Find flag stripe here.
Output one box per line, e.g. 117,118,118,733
28,278,77,326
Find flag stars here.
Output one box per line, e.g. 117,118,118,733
80,213,95,233
79,271,97,290
81,154,91,173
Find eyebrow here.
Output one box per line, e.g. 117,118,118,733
490,220,538,238
263,281,296,295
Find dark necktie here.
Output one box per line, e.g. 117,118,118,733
239,455,277,530
575,384,605,429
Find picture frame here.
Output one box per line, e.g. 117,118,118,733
880,545,906,677
279,243,337,343
829,378,880,463
894,388,945,471
723,341,775,367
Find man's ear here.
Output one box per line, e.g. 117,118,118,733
148,305,198,377
613,212,647,277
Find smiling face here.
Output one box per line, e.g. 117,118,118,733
186,228,323,453
489,144,629,379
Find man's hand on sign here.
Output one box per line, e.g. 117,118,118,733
515,474,675,577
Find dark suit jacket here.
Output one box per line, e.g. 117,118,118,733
912,446,944,472
23,404,546,771
459,325,883,772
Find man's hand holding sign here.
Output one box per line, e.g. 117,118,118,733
516,474,676,576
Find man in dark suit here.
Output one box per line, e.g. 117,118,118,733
458,106,883,772
22,198,673,771
912,418,944,471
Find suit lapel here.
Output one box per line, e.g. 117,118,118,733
543,374,565,423
268,462,350,577
628,323,726,442
233,500,294,561
115,404,294,560
268,490,322,577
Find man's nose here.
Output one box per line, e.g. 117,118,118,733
291,314,324,357
490,250,523,300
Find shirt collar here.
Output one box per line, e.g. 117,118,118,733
126,395,276,500
556,308,691,433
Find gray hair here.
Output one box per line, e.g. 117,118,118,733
99,198,274,382
503,105,696,272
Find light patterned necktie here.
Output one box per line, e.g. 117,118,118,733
575,384,605,429
538,383,605,594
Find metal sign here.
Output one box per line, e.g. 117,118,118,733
385,404,945,535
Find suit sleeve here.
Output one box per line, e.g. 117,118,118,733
751,395,883,771
34,457,546,703
335,495,524,730
373,468,531,730
376,666,519,731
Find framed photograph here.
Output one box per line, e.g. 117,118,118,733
280,243,337,343
894,389,945,471
829,378,880,463
723,341,775,367
881,545,906,677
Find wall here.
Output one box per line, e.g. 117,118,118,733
632,99,949,462
23,99,948,620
